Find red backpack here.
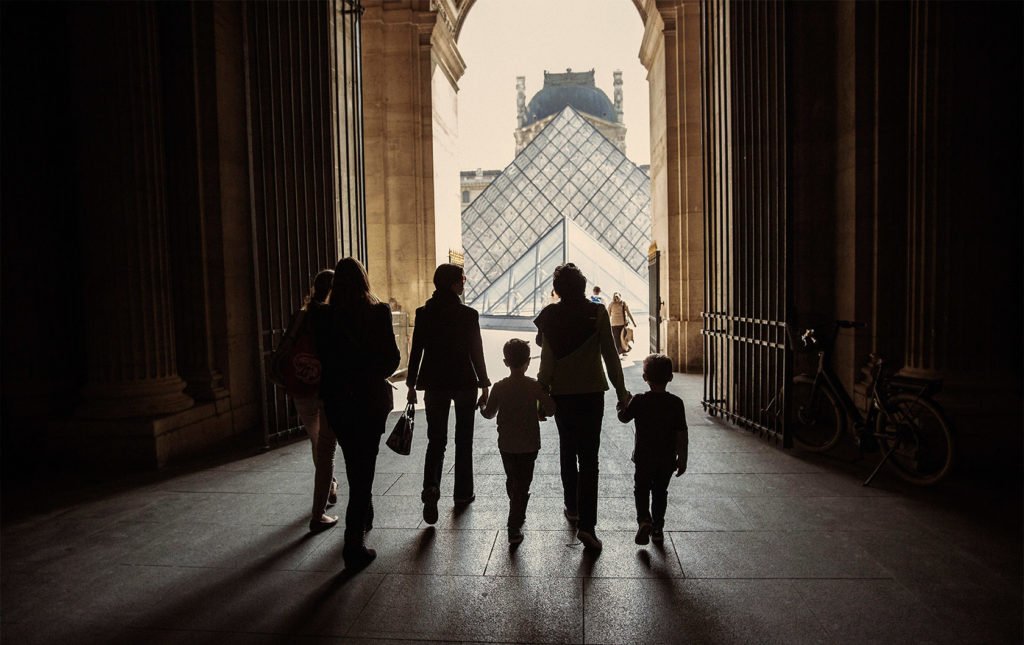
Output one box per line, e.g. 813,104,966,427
269,309,322,398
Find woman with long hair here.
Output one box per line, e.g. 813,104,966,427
313,257,401,570
281,269,338,533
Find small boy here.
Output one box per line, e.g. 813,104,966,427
480,338,557,544
616,354,688,545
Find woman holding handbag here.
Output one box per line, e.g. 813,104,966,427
313,257,401,570
608,292,637,356
278,269,339,533
406,263,490,525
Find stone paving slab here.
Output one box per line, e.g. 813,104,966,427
2,367,1021,644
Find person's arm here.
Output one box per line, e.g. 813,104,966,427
406,309,425,402
480,382,500,420
625,302,637,327
597,307,629,401
378,304,401,378
537,335,555,391
675,403,689,476
467,309,490,406
537,383,556,418
616,393,636,423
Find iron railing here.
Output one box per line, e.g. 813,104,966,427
700,0,791,444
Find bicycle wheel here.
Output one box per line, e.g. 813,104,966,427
874,393,954,485
788,379,845,452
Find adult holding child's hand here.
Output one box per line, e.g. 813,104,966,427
534,263,630,552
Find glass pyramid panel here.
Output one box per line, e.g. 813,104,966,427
462,106,652,304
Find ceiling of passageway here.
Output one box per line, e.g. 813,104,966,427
452,0,647,40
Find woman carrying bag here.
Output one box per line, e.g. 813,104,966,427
608,292,637,356
313,257,400,571
406,263,490,525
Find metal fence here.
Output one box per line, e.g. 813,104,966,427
700,0,791,445
244,0,366,445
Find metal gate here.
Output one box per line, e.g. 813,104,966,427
244,0,366,445
700,0,791,444
648,245,661,353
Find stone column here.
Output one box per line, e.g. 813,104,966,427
641,0,704,372
901,0,950,378
70,3,194,418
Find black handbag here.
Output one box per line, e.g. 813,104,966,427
385,402,415,455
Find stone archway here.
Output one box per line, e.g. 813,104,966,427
360,0,703,372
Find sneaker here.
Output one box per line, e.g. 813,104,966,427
634,521,652,545
454,495,476,506
651,528,665,543
422,486,440,525
563,508,579,522
508,526,524,545
576,529,603,551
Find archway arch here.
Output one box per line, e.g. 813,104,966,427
359,0,703,372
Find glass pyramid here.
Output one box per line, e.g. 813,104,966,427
462,106,651,309
468,217,649,317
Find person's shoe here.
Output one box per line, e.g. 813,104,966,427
422,486,440,525
635,521,652,546
342,544,377,571
327,479,338,507
508,526,524,545
453,494,476,506
563,508,579,523
577,529,603,551
651,528,665,544
309,515,339,534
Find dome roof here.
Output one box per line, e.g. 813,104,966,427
524,69,617,127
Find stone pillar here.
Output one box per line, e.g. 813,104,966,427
901,0,950,378
69,3,194,418
641,0,704,372
361,0,443,316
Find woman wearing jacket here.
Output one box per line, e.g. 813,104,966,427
534,263,630,552
313,257,400,570
406,263,490,525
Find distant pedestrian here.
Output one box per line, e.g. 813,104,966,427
608,292,638,356
407,263,491,525
313,257,401,571
616,354,688,546
480,338,557,545
590,285,607,306
281,269,338,533
535,263,630,552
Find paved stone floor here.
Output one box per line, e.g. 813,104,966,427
2,366,1021,644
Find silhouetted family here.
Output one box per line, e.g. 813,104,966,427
277,258,687,571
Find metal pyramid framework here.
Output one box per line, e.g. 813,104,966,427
462,106,651,312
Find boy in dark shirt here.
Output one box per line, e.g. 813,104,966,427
616,354,688,545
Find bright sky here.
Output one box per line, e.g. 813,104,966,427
456,0,651,171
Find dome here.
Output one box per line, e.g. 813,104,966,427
524,69,617,126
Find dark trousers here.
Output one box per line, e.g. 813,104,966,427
500,450,538,528
422,387,477,499
323,399,388,536
634,462,674,529
553,392,604,532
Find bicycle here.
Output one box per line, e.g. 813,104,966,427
786,320,955,486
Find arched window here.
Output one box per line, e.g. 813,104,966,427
462,190,470,203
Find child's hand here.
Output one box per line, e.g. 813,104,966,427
616,394,632,411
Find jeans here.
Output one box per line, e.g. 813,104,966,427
500,450,538,528
611,324,626,354
634,463,674,529
422,387,478,500
293,396,337,520
323,398,388,536
553,392,604,532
